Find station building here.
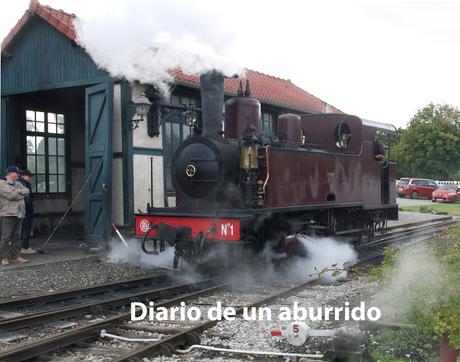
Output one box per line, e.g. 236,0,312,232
1,0,340,246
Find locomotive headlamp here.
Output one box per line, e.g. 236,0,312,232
130,93,152,130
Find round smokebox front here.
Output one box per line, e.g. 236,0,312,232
173,141,220,199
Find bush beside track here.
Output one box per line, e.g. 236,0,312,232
368,223,460,361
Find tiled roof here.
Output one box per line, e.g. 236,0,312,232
1,0,76,51
2,1,341,114
171,68,341,114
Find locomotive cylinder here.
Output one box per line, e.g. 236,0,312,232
200,71,224,138
224,97,262,139
277,113,301,143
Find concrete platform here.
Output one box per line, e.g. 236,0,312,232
1,235,104,271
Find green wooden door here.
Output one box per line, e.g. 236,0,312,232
85,82,113,246
0,97,7,173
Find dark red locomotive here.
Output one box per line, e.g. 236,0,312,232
135,71,398,268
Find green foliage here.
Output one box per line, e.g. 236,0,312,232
399,203,460,215
374,226,460,350
371,245,397,280
369,329,438,361
309,262,357,279
393,103,460,179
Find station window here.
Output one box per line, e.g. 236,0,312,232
25,110,66,193
262,112,276,137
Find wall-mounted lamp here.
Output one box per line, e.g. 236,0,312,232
130,93,152,130
184,105,197,128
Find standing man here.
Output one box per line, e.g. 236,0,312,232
0,166,30,265
19,169,36,254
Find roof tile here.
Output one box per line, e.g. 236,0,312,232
171,68,341,114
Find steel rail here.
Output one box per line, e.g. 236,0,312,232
358,218,455,249
110,278,318,362
357,219,456,263
0,272,171,310
0,281,228,362
0,278,223,331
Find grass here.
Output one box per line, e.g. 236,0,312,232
368,329,439,361
399,203,460,215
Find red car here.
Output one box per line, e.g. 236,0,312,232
397,178,438,199
432,184,460,203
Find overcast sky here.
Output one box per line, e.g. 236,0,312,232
1,0,459,129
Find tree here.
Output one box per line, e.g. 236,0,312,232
394,104,460,180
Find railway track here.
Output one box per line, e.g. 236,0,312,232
0,279,227,361
0,216,456,361
357,216,455,263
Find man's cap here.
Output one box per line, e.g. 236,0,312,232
20,169,33,177
6,165,20,174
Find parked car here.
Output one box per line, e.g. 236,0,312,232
396,178,438,199
432,184,460,203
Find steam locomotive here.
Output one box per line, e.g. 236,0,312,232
135,71,398,268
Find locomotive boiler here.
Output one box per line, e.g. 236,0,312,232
135,71,398,268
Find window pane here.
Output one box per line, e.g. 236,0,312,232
166,168,172,190
57,124,65,134
172,123,180,145
26,121,36,132
49,175,57,192
36,137,45,154
49,156,57,173
57,114,64,124
37,156,46,173
27,136,36,154
31,177,37,192
36,111,44,123
58,175,66,192
164,124,171,145
27,155,36,173
48,123,57,134
26,110,35,121
48,113,56,124
36,175,46,193
57,138,65,155
36,122,45,132
171,95,179,105
48,138,56,155
57,156,65,174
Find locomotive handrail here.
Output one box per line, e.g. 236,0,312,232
263,145,270,195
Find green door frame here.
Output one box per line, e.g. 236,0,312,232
84,82,114,246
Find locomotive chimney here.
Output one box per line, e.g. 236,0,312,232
200,70,224,138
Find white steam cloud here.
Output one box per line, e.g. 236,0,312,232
257,235,358,283
371,243,444,319
107,237,175,270
297,235,358,281
74,0,244,95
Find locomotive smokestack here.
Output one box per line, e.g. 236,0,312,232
200,70,224,138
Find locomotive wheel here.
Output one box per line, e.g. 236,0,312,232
410,191,418,199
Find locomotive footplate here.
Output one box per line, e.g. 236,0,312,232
135,212,253,268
